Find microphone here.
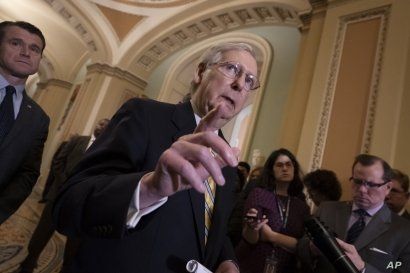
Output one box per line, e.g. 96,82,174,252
186,260,213,273
304,217,359,273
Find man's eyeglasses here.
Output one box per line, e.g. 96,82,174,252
350,177,389,188
211,62,260,91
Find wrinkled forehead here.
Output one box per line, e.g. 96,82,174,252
353,161,384,179
2,26,44,47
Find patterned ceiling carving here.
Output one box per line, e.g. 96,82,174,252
115,0,198,8
41,0,311,74
135,4,308,72
43,0,98,51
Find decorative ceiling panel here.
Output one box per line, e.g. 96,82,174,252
135,3,308,72
97,4,144,41
114,0,198,8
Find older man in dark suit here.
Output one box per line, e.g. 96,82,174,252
54,42,260,273
0,21,49,224
297,154,410,273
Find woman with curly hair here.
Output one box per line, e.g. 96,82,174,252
236,148,310,273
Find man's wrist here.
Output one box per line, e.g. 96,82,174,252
358,261,366,273
139,172,164,208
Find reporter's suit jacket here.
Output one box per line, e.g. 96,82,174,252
0,92,49,224
46,135,91,202
401,210,410,221
53,98,238,273
297,201,410,273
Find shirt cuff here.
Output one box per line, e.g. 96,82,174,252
126,173,167,228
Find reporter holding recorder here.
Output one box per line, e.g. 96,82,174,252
236,148,310,273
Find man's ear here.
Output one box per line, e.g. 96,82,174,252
193,63,207,85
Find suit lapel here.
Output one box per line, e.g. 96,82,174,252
335,202,351,239
355,205,391,251
171,102,196,141
171,102,206,256
0,93,33,150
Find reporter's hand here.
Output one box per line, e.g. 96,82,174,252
260,223,275,242
336,238,365,271
244,208,268,231
140,104,239,208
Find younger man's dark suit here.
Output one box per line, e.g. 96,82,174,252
297,201,410,273
53,99,238,273
0,92,49,224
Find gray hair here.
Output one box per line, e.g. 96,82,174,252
190,42,257,93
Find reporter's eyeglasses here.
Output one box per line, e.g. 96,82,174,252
211,62,260,91
389,188,408,195
349,177,389,189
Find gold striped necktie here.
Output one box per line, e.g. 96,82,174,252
204,177,216,244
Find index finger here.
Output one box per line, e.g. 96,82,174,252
194,104,226,133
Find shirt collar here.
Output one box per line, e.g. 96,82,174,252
0,74,25,95
398,207,406,216
352,202,384,217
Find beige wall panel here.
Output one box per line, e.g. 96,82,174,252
36,81,73,134
297,0,391,172
322,19,381,200
394,43,410,173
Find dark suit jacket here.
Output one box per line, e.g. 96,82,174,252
53,99,238,273
401,209,410,221
41,141,68,201
46,135,91,201
297,201,410,273
0,92,49,224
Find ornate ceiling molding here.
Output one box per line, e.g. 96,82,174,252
87,63,147,89
134,3,310,73
43,0,98,51
37,78,73,89
114,0,197,8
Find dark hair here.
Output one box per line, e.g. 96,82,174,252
236,168,246,193
0,21,46,52
391,169,409,193
238,161,251,173
303,169,342,201
352,154,392,183
259,148,305,200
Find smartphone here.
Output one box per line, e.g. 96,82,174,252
243,215,259,223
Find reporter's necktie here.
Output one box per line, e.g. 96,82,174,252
346,209,369,244
0,85,16,143
204,177,216,244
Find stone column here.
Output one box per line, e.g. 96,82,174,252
61,62,147,138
